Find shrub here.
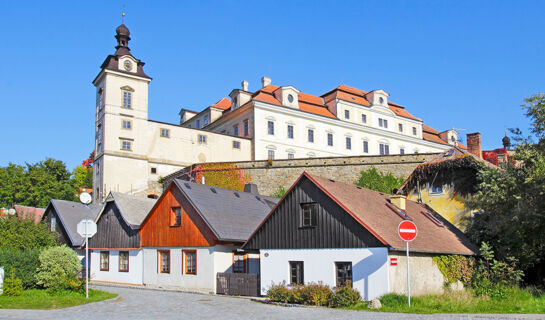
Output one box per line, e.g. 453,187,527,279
267,282,292,303
300,282,334,306
3,267,23,296
0,216,57,250
0,248,40,288
433,255,475,286
35,246,81,291
332,282,362,307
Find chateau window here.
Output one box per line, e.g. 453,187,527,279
308,129,314,143
233,252,246,273
233,125,239,136
244,120,249,136
290,261,304,285
121,140,132,151
267,149,275,160
198,135,207,144
50,216,56,232
412,127,417,136
301,203,317,227
288,152,295,159
335,262,352,287
379,118,388,128
196,120,200,129
346,137,352,150
400,148,405,155
344,110,350,119
97,125,102,144
233,141,240,149
119,251,129,272
122,91,132,109
203,115,209,126
379,143,390,155
122,120,132,130
97,88,104,110
327,133,333,146
268,121,275,135
160,128,170,138
158,250,170,273
170,207,181,227
100,251,109,271
287,125,294,139
363,140,369,153
184,250,197,275
361,114,367,124
398,123,403,133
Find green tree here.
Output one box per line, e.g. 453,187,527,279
0,158,78,208
36,245,82,291
73,165,93,189
466,93,545,284
271,186,288,198
355,167,405,194
0,216,57,249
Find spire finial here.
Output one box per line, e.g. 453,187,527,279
122,12,125,24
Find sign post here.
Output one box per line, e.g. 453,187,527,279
77,219,97,299
398,220,417,307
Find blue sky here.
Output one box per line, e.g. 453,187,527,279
1,1,543,170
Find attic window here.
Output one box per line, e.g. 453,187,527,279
210,187,217,194
234,192,240,198
288,94,294,103
379,97,384,104
184,182,191,189
421,211,444,227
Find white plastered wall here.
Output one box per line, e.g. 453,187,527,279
90,249,143,285
388,251,447,296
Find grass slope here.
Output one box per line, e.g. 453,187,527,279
0,289,117,309
348,288,545,314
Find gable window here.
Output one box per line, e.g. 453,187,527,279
233,125,239,136
50,216,56,232
398,123,403,133
301,203,317,227
308,129,314,143
327,133,333,146
412,127,417,136
379,143,390,155
267,121,275,135
267,149,275,160
344,110,350,119
233,140,240,149
184,250,197,275
158,250,170,273
198,135,207,144
400,148,405,155
203,115,209,126
119,251,129,272
120,139,132,151
287,125,294,139
122,120,132,130
233,252,246,273
100,251,109,271
160,128,170,138
244,120,249,136
335,262,353,287
196,119,200,129
122,91,132,109
290,261,304,285
379,118,388,128
361,114,367,124
170,207,181,227
363,140,369,153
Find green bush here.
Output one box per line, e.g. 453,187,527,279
332,282,362,307
303,282,334,306
3,267,23,296
267,282,292,303
0,248,40,289
0,217,57,250
267,282,338,307
433,255,475,285
35,246,81,291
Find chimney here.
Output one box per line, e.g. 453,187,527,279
244,182,259,195
390,194,406,211
241,80,249,92
466,132,482,159
261,76,271,88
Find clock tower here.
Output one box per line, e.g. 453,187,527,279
92,20,152,202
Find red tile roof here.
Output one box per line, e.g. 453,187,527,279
14,205,45,224
210,97,231,110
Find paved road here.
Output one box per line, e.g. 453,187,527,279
0,285,543,320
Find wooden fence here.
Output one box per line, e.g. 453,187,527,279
216,273,260,296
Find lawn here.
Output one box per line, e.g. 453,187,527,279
0,289,117,309
348,288,545,314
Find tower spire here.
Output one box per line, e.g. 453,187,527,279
122,12,125,24
114,13,131,55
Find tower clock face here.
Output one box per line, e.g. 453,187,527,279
123,60,133,71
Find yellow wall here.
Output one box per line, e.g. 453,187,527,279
407,188,471,230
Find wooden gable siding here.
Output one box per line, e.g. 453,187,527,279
88,203,140,249
42,208,72,247
244,177,385,250
140,184,216,247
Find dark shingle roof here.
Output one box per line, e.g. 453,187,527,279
96,192,156,229
174,179,279,242
46,200,102,247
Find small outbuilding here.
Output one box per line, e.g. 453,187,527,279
243,172,477,300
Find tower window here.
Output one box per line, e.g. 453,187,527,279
160,128,170,138
122,91,132,109
198,135,207,144
122,120,132,130
121,139,132,151
97,88,104,110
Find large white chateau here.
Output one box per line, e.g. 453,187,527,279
93,23,461,201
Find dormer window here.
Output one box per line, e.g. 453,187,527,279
288,94,294,103
379,97,384,104
344,110,350,119
412,127,417,136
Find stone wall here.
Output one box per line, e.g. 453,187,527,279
164,153,438,196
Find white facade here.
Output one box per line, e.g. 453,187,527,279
90,249,143,285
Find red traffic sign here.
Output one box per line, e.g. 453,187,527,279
398,220,418,242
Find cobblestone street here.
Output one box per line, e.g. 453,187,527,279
0,286,543,320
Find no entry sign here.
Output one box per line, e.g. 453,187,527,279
398,220,418,242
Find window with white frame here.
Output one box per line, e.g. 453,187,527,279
122,91,132,109
361,114,367,124
160,128,170,138
287,125,294,139
121,139,132,151
344,110,350,119
345,137,352,150
379,143,390,155
267,121,274,135
198,135,207,144
308,129,314,143
363,140,369,153
327,133,333,146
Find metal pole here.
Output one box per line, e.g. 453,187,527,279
407,241,410,307
85,223,89,299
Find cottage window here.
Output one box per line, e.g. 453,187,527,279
287,125,294,139
363,140,369,153
233,252,246,273
233,125,239,136
233,141,240,149
379,143,390,155
244,119,249,136
290,261,304,285
308,129,314,143
327,133,333,146
160,128,170,138
171,207,181,227
335,262,352,287
50,216,56,232
184,250,196,275
100,251,109,271
158,250,170,273
267,121,275,135
301,203,317,227
119,251,129,272
198,135,207,144
346,137,352,150
122,91,132,109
